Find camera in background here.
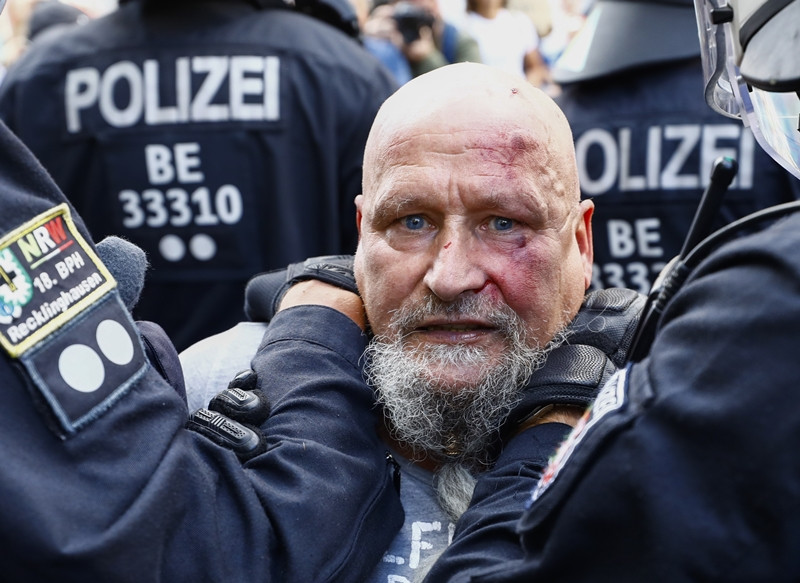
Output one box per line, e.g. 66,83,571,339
392,1,435,43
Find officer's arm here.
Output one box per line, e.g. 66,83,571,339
422,423,572,582
2,262,401,581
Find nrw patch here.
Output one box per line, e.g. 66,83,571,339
1,205,147,436
529,367,628,504
0,204,115,357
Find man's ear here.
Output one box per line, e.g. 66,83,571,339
355,194,364,238
576,199,594,290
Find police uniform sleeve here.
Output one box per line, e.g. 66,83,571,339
248,304,405,582
0,123,403,581
431,212,800,582
422,423,572,583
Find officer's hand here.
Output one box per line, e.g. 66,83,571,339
244,255,358,323
187,369,271,462
503,288,645,437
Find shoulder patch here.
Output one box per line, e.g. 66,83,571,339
1,205,147,437
0,204,115,357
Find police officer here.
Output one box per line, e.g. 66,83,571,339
422,0,800,579
0,0,403,571
0,0,397,350
552,0,800,294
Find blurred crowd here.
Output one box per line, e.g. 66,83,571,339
357,0,586,92
0,0,114,74
0,0,585,92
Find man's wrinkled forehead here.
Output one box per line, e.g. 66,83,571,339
368,121,550,186
364,118,576,217
367,103,553,184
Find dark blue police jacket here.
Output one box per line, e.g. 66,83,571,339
423,207,800,580
0,0,397,350
557,58,800,294
0,118,402,580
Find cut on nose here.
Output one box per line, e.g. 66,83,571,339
423,241,488,301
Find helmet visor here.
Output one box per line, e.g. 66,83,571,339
746,88,800,179
694,0,741,118
694,0,800,179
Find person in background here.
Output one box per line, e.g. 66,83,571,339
0,0,397,350
0,0,91,77
552,0,800,293
350,0,414,85
506,0,552,39
536,0,587,69
362,0,481,81
461,0,551,89
0,0,36,73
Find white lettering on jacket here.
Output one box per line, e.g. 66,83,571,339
574,124,755,193
65,55,280,133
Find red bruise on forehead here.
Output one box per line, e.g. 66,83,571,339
471,131,542,178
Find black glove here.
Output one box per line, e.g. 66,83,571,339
187,369,271,462
244,255,357,323
503,288,646,435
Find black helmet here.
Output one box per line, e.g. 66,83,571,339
551,0,700,84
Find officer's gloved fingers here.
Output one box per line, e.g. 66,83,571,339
530,344,616,404
208,369,270,427
137,320,187,401
208,387,270,427
187,408,267,463
95,236,147,311
502,344,614,441
187,368,270,461
568,288,647,367
244,254,357,323
227,367,258,391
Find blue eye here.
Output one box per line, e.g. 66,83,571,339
403,215,426,230
491,217,514,231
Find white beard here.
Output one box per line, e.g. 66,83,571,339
364,293,564,521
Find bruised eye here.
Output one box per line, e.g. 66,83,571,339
491,217,514,231
403,215,427,230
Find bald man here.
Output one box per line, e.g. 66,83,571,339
182,62,599,582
